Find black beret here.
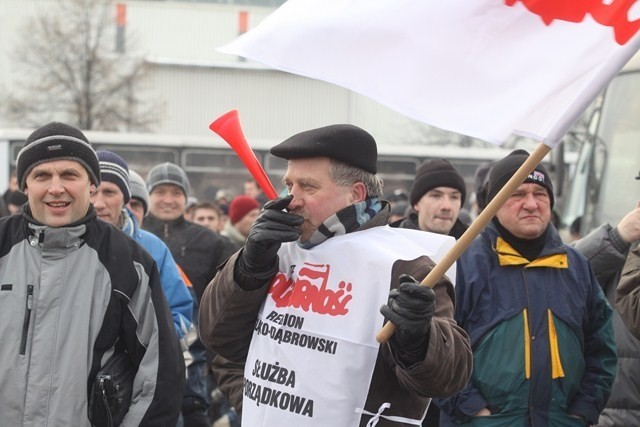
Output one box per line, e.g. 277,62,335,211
487,149,554,208
270,124,378,173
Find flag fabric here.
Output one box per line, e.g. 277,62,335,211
219,0,640,147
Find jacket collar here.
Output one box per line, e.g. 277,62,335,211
484,222,568,268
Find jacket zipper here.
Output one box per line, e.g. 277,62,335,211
19,285,34,355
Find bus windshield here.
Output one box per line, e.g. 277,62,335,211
563,69,640,233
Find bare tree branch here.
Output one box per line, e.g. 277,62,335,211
2,0,162,131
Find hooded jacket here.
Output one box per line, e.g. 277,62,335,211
0,207,184,426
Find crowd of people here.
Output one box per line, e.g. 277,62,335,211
1,120,639,427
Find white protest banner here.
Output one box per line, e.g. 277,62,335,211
242,226,455,426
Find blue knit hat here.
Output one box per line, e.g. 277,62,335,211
97,150,131,203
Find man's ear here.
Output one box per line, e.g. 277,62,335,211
351,182,367,203
89,184,97,194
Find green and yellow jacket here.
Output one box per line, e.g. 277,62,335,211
437,223,616,427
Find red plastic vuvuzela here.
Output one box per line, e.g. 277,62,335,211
209,110,278,200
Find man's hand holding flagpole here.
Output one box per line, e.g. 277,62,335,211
376,143,550,342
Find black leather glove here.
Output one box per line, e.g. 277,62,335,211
380,274,436,367
236,195,303,283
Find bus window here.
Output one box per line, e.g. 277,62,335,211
184,149,278,200
95,144,178,178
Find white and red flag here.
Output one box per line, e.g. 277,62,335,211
220,0,640,146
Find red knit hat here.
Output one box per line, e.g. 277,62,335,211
229,195,260,225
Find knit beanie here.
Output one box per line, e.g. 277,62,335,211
16,122,100,190
410,159,466,206
146,162,190,197
128,170,150,215
97,150,131,203
474,161,493,211
229,195,260,225
486,149,555,208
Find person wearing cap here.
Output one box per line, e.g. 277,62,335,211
143,162,237,427
91,150,194,346
396,158,468,240
199,124,472,426
221,195,261,249
127,168,150,226
436,150,616,426
0,122,184,425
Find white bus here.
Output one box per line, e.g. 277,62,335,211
558,51,640,235
1,128,527,205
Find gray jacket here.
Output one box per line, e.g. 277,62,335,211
0,208,184,426
575,223,640,426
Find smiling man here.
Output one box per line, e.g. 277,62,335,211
436,150,617,426
0,122,184,426
142,162,236,427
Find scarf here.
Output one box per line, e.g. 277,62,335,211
298,198,382,249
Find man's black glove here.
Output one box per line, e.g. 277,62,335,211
237,195,303,283
380,274,436,367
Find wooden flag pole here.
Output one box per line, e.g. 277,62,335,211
376,143,553,343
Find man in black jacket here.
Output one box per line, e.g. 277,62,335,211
143,162,237,427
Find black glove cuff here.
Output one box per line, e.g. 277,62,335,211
235,251,279,291
389,327,431,368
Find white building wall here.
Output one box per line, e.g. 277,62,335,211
0,0,439,146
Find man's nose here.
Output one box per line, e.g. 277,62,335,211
522,192,538,208
286,190,302,210
48,176,66,194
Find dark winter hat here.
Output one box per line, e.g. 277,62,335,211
409,159,466,206
128,170,149,215
97,150,131,203
16,122,100,190
229,195,260,225
146,162,190,197
270,124,378,174
486,149,555,208
473,161,493,211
